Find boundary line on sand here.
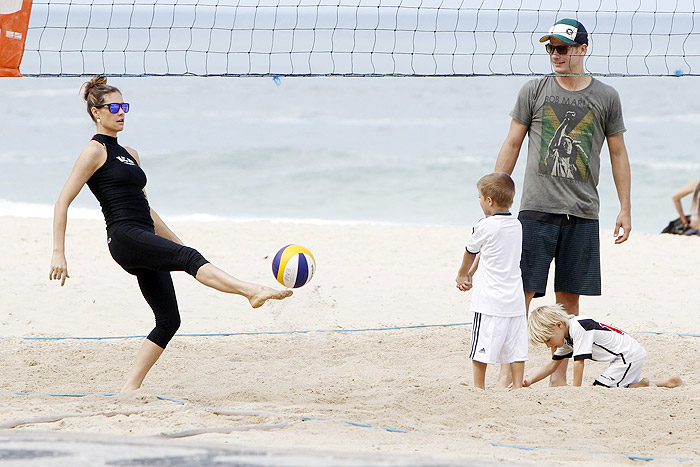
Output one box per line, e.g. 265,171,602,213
5,323,700,341
0,391,694,463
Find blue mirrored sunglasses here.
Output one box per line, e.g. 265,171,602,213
96,102,130,113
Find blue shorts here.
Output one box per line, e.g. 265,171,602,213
519,210,601,298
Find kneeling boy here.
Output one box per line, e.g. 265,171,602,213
525,304,682,388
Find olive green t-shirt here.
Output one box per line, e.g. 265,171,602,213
510,76,626,219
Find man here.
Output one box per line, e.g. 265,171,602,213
494,18,632,386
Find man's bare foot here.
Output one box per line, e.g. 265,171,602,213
249,286,293,308
549,378,567,387
495,377,512,389
496,364,512,389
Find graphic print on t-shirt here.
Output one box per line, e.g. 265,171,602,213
539,100,595,182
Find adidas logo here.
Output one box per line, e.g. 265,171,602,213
117,155,135,166
478,348,486,353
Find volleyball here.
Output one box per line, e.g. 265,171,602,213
272,244,316,288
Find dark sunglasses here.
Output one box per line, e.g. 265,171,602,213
95,102,130,113
545,43,580,55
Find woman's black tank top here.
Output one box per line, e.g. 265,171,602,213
86,134,154,230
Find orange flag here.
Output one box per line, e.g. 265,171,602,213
0,0,33,77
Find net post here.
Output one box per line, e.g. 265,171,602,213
0,0,32,77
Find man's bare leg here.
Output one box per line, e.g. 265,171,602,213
510,361,525,389
195,263,292,308
549,291,580,387
496,291,536,388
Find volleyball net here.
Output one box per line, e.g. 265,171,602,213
2,0,700,77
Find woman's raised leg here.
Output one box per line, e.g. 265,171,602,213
195,263,292,308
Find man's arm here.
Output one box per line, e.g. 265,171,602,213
495,119,528,174
607,133,632,244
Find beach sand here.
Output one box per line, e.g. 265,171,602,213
1,216,699,465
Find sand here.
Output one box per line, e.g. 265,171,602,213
1,216,699,465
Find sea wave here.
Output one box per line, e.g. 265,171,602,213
0,200,101,219
632,159,700,171
0,199,445,226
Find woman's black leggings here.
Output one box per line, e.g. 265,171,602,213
107,223,209,348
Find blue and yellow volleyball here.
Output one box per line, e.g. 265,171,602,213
272,244,316,288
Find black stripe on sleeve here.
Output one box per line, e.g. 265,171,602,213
574,353,592,361
466,247,479,254
553,352,573,360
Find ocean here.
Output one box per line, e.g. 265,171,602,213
1,75,699,234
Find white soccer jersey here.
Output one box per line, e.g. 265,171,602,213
465,214,526,317
553,315,647,363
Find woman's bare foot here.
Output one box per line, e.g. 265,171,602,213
249,286,293,308
120,383,140,393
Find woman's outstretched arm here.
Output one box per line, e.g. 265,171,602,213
50,142,106,286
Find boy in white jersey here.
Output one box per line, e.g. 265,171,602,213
525,305,682,388
456,172,528,389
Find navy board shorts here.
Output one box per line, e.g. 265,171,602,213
518,210,601,298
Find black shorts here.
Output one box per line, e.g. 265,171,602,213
519,210,601,298
107,223,208,277
105,223,210,348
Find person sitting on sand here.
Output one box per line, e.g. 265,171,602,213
50,77,292,392
671,179,700,234
524,305,682,388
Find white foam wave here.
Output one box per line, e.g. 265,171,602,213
0,200,449,227
0,200,101,219
632,159,700,171
9,88,76,98
628,113,700,125
162,213,446,227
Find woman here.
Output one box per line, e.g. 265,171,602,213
50,77,292,392
671,179,700,233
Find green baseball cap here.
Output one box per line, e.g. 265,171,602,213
539,18,588,45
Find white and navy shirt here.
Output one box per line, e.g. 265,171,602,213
465,213,526,318
553,315,647,363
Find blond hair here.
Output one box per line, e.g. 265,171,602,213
80,76,121,122
528,304,574,346
476,172,515,208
